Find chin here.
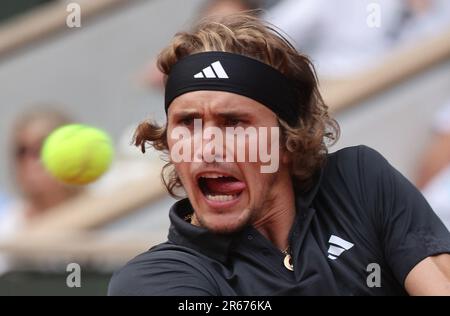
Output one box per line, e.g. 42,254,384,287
196,207,252,234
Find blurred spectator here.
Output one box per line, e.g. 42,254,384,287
143,0,450,85
399,0,450,45
200,0,260,17
264,0,450,78
0,108,82,242
417,100,450,229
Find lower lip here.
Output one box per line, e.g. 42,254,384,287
201,192,243,209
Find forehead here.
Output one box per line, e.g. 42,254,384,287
168,90,275,118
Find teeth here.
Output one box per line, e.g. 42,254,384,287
200,173,227,179
206,194,238,202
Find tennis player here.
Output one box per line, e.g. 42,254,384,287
109,14,450,296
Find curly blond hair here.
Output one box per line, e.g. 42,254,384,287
135,13,339,197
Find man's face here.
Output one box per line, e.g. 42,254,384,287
14,121,68,199
167,91,291,234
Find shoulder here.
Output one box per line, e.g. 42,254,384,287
108,243,219,296
327,145,386,166
319,145,394,213
324,145,389,181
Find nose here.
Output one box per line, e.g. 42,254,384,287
193,120,226,163
194,145,224,162
193,137,224,163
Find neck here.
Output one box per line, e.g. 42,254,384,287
252,181,296,252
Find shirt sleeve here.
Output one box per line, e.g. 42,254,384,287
358,145,450,286
108,250,219,296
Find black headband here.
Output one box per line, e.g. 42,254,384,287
164,51,300,126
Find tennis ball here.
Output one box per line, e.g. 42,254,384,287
41,124,114,185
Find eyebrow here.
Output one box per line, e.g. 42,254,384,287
215,110,252,118
171,110,202,119
171,110,252,120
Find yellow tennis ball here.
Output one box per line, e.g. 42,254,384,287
41,124,114,185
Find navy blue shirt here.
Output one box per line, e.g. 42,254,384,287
108,146,450,296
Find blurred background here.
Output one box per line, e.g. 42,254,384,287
0,0,449,295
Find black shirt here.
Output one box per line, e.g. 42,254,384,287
108,145,450,296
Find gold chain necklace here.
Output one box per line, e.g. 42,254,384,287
184,213,193,222
282,246,294,271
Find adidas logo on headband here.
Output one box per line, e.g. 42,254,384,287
194,61,229,79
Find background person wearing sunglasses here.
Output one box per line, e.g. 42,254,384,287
0,107,82,274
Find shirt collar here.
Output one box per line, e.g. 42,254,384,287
168,198,235,263
167,167,324,264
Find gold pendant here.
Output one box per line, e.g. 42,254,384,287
283,254,294,271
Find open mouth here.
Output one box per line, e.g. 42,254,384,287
197,172,246,203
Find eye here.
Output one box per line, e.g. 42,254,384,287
178,117,194,126
225,117,241,127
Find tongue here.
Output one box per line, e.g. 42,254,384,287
204,177,246,194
